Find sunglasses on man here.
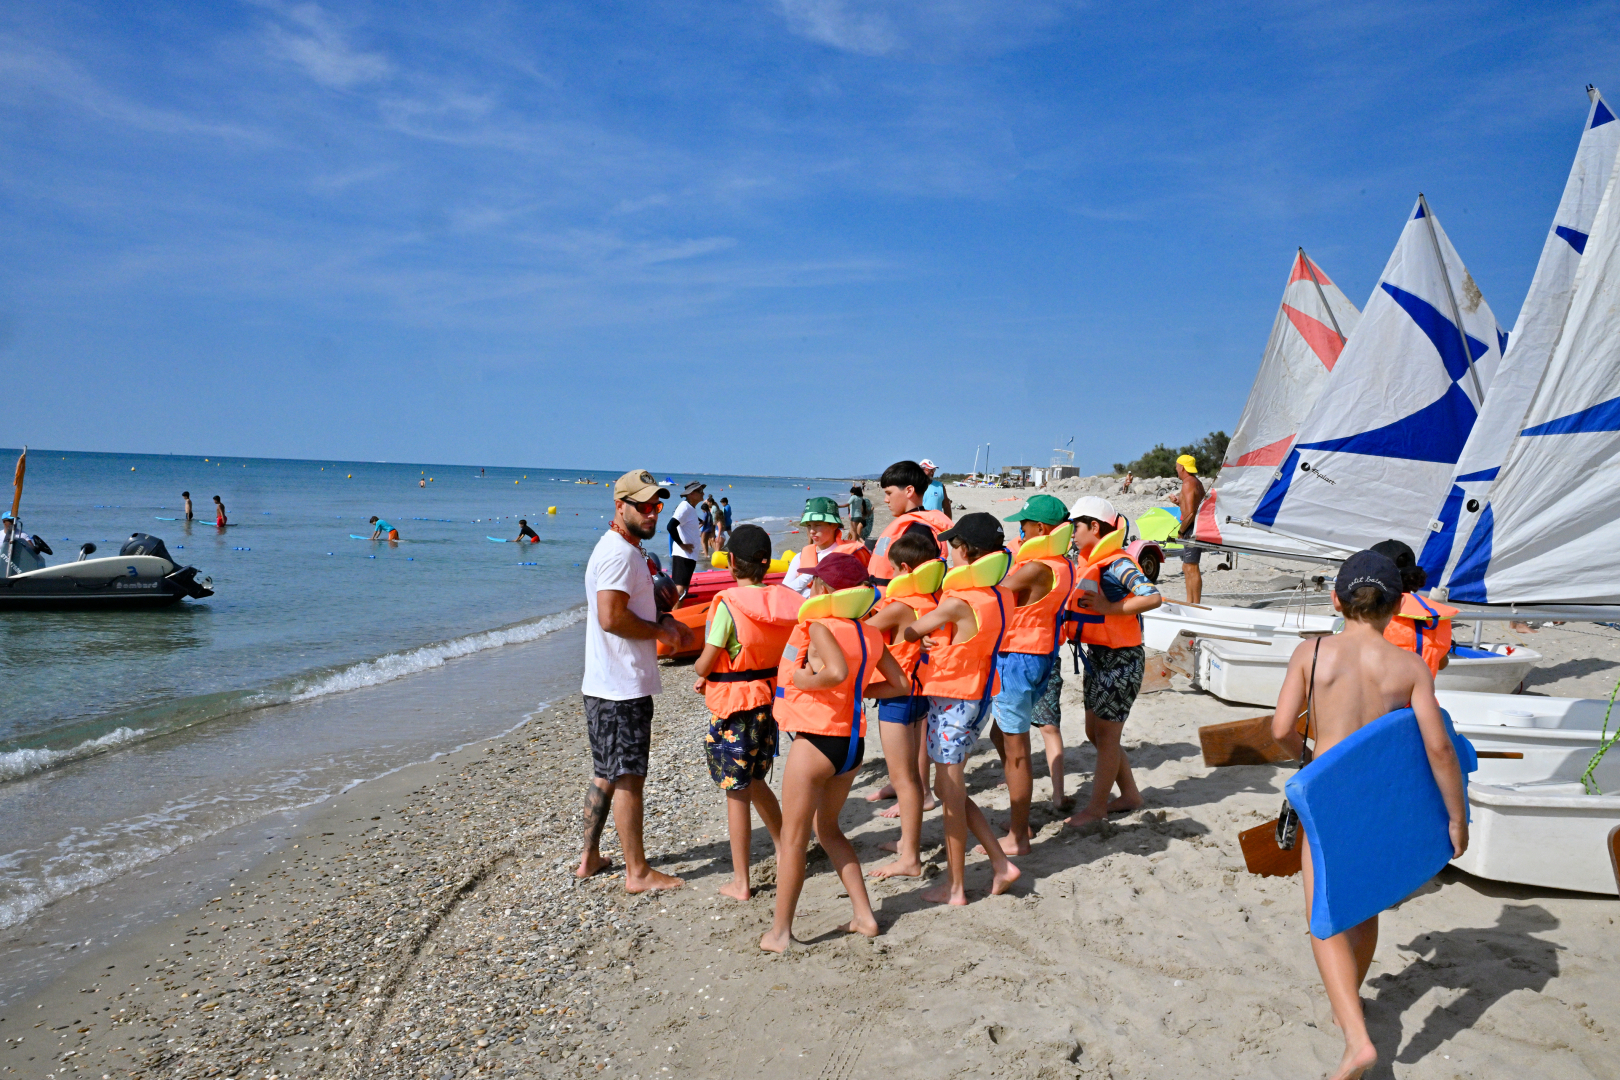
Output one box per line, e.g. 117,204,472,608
623,497,664,514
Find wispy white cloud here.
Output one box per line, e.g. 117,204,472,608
777,0,900,57
0,33,261,141
264,3,390,89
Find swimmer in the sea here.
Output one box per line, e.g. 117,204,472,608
213,496,227,527
370,516,400,541
182,491,194,521
516,519,540,543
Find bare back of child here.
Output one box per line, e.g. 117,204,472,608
1271,551,1468,1080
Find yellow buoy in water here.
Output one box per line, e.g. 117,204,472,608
547,506,557,514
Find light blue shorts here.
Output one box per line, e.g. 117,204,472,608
992,652,1055,735
926,696,991,765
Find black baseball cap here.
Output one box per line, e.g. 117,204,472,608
1370,538,1416,569
938,512,1004,551
725,523,772,564
1335,550,1402,605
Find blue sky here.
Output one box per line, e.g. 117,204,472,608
3,2,1617,477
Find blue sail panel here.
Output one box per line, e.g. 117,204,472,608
1299,383,1478,465
1521,394,1620,436
1379,284,1489,383
1249,447,1302,528
1445,504,1495,603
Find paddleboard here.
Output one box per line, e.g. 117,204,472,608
486,536,508,542
155,516,178,521
1286,707,1478,939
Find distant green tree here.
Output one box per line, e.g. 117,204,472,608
1113,431,1229,478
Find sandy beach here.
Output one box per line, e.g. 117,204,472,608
8,480,1618,1079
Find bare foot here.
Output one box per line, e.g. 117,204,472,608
990,860,1022,895
1329,1040,1376,1080
972,833,1031,857
718,879,751,901
921,794,938,812
878,804,903,819
624,867,684,894
1064,807,1108,829
920,881,968,906
864,783,897,803
842,914,880,938
758,928,792,954
1107,794,1144,814
575,852,613,879
868,856,924,879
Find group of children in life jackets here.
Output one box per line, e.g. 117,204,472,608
687,459,1169,952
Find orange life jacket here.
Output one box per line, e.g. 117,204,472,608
773,616,883,737
1070,549,1146,649
1384,592,1456,677
797,537,871,571
1002,553,1075,656
868,509,953,582
873,591,948,685
917,583,1010,701
702,584,803,716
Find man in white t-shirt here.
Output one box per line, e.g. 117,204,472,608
666,480,706,600
578,469,696,893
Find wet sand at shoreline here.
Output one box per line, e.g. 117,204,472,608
9,484,1618,1079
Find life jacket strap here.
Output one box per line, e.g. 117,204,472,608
708,668,778,683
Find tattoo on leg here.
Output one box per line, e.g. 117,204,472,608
583,781,612,851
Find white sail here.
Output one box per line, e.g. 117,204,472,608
1437,160,1620,605
1429,89,1620,586
1248,196,1505,555
1194,249,1361,558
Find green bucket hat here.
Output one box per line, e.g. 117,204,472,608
1005,493,1070,525
800,496,843,526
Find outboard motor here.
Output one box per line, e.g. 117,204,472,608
120,532,175,566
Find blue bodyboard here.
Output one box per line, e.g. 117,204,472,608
1285,707,1477,940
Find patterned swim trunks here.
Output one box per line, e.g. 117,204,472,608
1032,655,1063,727
926,696,991,765
1082,643,1145,723
704,704,778,790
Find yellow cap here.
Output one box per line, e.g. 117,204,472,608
1176,454,1199,475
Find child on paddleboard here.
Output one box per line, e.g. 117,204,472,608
1270,550,1468,1080
760,553,910,952
690,525,793,901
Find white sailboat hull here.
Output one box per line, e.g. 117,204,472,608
1453,783,1620,895
1193,636,1540,707
1141,601,1335,652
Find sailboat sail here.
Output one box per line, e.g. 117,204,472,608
1430,88,1620,588
1438,160,1620,604
1194,249,1361,557
1248,196,1505,556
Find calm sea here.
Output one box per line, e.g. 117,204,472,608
0,448,828,987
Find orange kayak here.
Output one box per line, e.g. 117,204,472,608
657,601,710,659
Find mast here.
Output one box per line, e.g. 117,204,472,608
1299,248,1347,345
1418,193,1486,402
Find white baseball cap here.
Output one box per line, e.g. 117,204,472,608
1068,495,1120,525
919,458,938,471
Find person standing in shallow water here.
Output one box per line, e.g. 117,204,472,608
182,491,193,522
212,495,227,527
577,469,696,893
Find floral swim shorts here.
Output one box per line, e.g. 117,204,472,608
704,704,778,790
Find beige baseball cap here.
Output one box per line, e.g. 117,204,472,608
613,469,670,502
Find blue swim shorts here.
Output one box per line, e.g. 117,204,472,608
926,696,991,765
877,694,928,725
992,652,1055,736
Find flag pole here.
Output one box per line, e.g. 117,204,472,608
1298,248,1347,345
1417,194,1486,402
